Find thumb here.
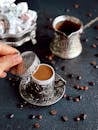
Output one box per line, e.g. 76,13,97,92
0,54,22,75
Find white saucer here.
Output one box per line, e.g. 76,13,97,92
19,73,66,106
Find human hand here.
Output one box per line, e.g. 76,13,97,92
0,43,22,78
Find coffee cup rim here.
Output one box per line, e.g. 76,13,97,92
52,15,83,36
32,63,55,84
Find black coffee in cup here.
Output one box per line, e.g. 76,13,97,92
55,20,81,35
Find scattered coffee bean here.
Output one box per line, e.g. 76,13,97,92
50,109,57,115
61,66,65,71
8,77,12,81
73,95,82,102
23,101,28,105
63,94,67,98
94,54,98,57
74,116,81,121
74,113,87,121
48,56,53,61
79,114,87,120
67,74,74,78
79,86,89,91
81,38,88,42
91,44,97,48
33,123,40,128
73,3,80,8
88,81,95,86
49,18,52,22
94,25,98,30
12,83,15,86
90,61,97,66
83,86,89,90
77,76,82,80
95,36,98,40
86,12,92,17
17,103,24,109
65,8,70,12
61,115,68,122
48,54,54,61
94,65,98,69
8,114,14,119
73,97,80,102
74,85,80,89
29,114,36,119
78,95,83,100
46,54,54,61
79,86,85,90
66,95,73,100
36,115,43,120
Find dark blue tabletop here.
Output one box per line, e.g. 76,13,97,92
0,0,98,130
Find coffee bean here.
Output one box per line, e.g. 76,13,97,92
8,114,14,119
88,81,95,86
79,86,89,91
65,8,70,12
12,83,15,86
77,76,82,80
78,95,83,100
81,38,88,42
17,103,24,109
67,74,74,78
23,101,28,105
74,117,81,121
95,36,98,40
94,65,98,69
79,86,85,90
86,13,92,17
66,95,73,100
61,115,68,122
33,123,40,128
90,61,97,66
91,44,97,48
63,94,67,98
73,97,80,102
61,66,65,71
83,86,89,90
73,95,82,102
8,77,12,81
73,3,80,8
37,115,43,120
94,25,98,30
50,109,57,115
94,54,98,57
48,54,54,61
74,85,80,89
29,115,36,119
79,114,87,120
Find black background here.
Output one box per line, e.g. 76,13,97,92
0,0,98,130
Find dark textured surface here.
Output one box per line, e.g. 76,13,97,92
0,0,98,130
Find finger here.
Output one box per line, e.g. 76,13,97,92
0,53,23,72
0,43,19,55
0,72,7,78
10,61,25,75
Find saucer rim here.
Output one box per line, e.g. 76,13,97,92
19,73,66,106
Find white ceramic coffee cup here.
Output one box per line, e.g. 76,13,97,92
31,63,55,101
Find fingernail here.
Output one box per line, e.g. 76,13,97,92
14,51,21,55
